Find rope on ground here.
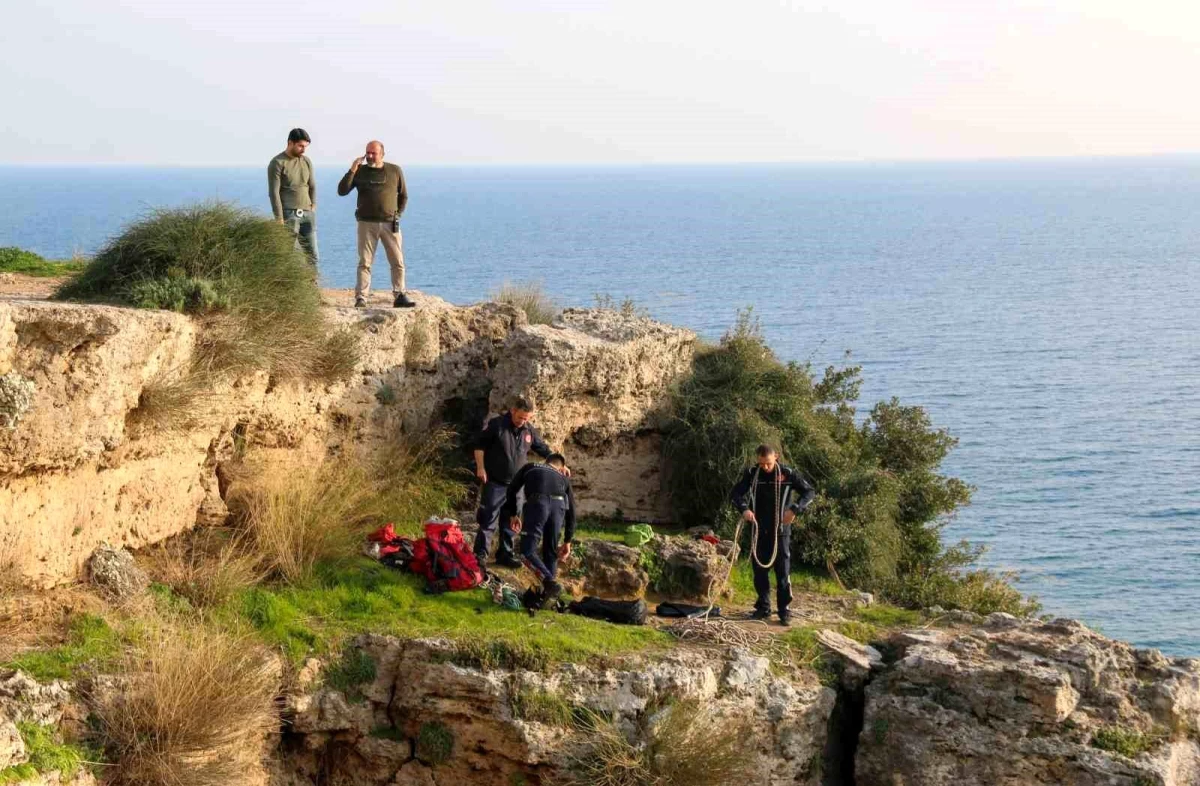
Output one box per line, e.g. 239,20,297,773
665,617,770,648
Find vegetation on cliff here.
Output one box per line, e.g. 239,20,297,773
53,202,357,384
663,309,1038,616
0,247,86,278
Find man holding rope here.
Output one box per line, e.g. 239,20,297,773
730,444,816,626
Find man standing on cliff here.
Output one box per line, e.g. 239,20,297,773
730,444,816,626
337,140,413,309
472,397,566,569
267,128,318,266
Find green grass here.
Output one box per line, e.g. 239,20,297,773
1091,725,1167,758
855,603,923,628
2,613,122,681
0,722,94,784
416,721,454,765
223,558,669,667
324,647,376,702
509,685,575,727
0,247,86,278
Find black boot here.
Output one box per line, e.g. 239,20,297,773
393,291,416,308
750,608,771,621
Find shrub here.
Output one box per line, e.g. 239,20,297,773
125,370,212,434
324,647,376,702
493,281,559,325
94,623,279,786
372,427,471,532
661,309,1035,615
561,700,755,786
55,202,355,381
509,684,575,727
593,292,650,318
226,457,383,585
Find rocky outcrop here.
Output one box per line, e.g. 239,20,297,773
855,618,1200,785
566,540,649,600
281,635,835,786
646,534,729,602
489,308,696,520
0,296,693,586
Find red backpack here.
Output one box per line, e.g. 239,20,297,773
409,518,484,593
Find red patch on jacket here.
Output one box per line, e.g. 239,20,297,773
524,433,532,442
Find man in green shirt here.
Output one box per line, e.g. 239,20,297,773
267,128,318,266
337,140,414,308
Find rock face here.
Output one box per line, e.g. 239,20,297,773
0,712,25,769
647,534,729,602
0,296,693,586
282,635,835,786
569,540,649,600
855,618,1200,786
489,308,696,521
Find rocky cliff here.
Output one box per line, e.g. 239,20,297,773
0,294,695,586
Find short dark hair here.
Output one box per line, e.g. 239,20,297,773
512,396,535,413
755,444,777,458
288,128,311,143
546,453,567,467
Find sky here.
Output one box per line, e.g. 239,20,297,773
2,0,1199,166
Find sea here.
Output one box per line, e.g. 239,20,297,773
2,159,1197,655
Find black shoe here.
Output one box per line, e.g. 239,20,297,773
750,608,771,621
354,296,366,308
496,556,524,570
393,291,416,308
778,614,791,627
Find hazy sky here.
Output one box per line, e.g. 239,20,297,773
3,0,1199,165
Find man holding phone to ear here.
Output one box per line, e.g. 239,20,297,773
337,140,413,308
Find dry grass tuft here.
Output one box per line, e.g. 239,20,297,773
126,369,212,434
493,281,559,325
94,622,280,786
562,700,755,786
226,457,383,585
147,531,264,609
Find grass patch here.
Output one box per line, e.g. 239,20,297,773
405,315,433,361
0,722,94,784
493,281,559,325
147,532,263,610
3,613,122,681
0,247,86,278
837,620,881,644
93,622,279,786
510,685,575,727
1091,725,1167,759
416,721,454,765
855,603,922,628
225,557,667,667
55,202,358,385
561,700,755,786
592,292,650,319
324,647,376,703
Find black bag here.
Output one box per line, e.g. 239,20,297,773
567,596,648,626
655,602,721,619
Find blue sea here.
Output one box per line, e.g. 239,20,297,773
2,160,1198,654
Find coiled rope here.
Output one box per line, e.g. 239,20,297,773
749,466,783,570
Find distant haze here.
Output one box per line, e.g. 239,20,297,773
3,0,1199,165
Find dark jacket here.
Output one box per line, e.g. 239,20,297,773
730,464,816,524
473,412,552,485
502,463,577,543
336,162,407,222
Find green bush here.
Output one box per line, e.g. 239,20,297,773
416,721,454,765
55,202,352,382
1091,725,1166,758
662,309,1033,616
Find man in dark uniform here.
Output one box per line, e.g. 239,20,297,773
730,444,816,626
472,397,561,568
503,452,576,597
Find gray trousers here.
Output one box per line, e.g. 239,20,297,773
283,209,318,266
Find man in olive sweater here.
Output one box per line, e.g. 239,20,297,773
267,128,318,266
337,140,413,308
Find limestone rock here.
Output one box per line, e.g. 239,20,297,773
646,535,727,602
855,617,1200,786
391,761,436,786
815,629,883,688
574,540,648,600
488,308,696,521
0,670,74,727
87,544,149,601
0,712,26,769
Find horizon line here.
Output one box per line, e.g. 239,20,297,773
3,151,1200,169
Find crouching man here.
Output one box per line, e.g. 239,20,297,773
503,453,576,599
730,444,816,626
